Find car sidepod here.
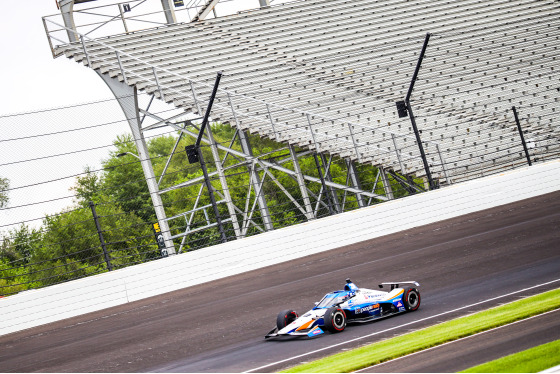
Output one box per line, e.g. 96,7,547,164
347,302,383,319
344,288,408,322
380,288,406,312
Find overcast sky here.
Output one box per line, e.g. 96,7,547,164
0,0,294,234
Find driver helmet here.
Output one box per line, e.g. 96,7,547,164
344,278,359,293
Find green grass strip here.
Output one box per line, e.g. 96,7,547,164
283,288,560,373
461,339,560,373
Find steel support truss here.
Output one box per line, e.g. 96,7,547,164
108,91,419,254
134,102,429,253
57,0,424,255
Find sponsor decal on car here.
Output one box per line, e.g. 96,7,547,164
364,292,384,298
356,304,380,314
307,327,324,337
396,301,403,307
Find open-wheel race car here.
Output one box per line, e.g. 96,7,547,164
265,279,420,339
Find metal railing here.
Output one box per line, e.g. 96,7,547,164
43,0,270,56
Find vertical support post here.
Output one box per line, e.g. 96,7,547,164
89,201,113,271
512,106,532,166
404,32,436,190
206,126,242,239
367,169,382,206
118,4,129,33
227,93,273,231
241,137,274,231
266,104,279,141
435,143,452,184
379,168,394,200
190,80,202,114
346,160,366,207
320,154,341,213
116,51,128,85
313,154,335,215
153,67,165,101
391,133,405,172
58,0,79,43
80,35,91,67
348,124,361,162
289,145,314,220
307,114,319,153
160,0,177,24
99,79,176,255
197,146,227,243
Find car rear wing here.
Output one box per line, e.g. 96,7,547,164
378,281,420,290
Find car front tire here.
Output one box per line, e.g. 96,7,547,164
276,309,298,330
324,307,347,333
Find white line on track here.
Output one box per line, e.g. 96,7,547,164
354,308,560,372
244,279,560,373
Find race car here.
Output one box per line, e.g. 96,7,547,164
265,278,420,339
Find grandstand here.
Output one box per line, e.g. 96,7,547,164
37,0,560,255
45,0,560,185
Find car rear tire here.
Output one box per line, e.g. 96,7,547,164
403,287,421,311
276,309,298,330
324,307,347,333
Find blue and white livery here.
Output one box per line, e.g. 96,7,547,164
265,279,421,339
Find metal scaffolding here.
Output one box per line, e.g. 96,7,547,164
51,0,440,254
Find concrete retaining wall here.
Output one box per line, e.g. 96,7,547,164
1,159,559,336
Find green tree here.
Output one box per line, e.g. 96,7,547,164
102,134,154,222
0,225,42,264
0,176,9,208
0,225,43,295
71,166,103,207
1,123,415,295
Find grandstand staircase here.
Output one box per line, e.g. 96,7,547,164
47,0,560,184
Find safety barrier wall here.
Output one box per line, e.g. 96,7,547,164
1,159,559,336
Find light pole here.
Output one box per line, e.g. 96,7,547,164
185,72,228,244
396,33,436,190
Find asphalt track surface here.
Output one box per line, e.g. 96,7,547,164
0,191,559,373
